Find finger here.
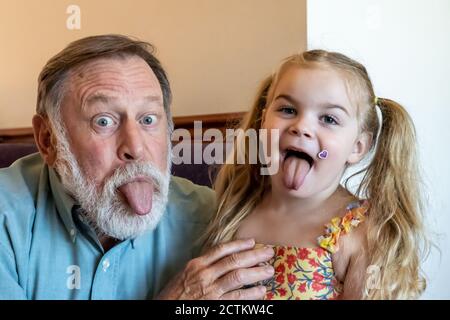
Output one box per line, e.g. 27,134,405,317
208,246,275,280
200,238,256,266
220,285,267,300
215,265,274,294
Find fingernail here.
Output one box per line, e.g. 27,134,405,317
265,266,274,275
264,248,275,257
246,238,255,246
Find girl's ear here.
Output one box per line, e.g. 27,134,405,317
32,114,58,166
347,131,373,165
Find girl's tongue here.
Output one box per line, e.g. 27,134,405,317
282,156,311,190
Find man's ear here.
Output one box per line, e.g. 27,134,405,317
347,131,373,165
32,114,58,166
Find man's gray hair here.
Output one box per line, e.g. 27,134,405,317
36,34,173,131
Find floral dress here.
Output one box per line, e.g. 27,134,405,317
260,200,369,300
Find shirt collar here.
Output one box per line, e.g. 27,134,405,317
48,166,138,249
48,167,79,241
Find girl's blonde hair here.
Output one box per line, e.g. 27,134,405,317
203,50,428,299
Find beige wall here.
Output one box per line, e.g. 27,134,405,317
0,0,306,128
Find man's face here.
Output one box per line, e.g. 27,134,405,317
53,56,171,240
62,56,169,191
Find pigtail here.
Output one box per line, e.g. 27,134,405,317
357,98,427,299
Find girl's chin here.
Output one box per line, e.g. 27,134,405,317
285,186,315,198
271,178,315,197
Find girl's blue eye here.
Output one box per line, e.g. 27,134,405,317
279,106,297,115
95,116,114,127
321,115,338,125
141,115,157,126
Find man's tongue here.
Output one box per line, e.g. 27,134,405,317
282,156,311,190
118,181,153,215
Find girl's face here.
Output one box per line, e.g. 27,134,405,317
261,66,370,198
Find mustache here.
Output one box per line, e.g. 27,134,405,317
101,162,169,197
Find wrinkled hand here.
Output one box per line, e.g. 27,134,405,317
157,238,275,300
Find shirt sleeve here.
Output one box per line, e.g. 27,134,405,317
0,221,27,299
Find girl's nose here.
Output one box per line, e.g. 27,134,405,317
288,118,313,139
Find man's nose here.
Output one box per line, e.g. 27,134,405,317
117,120,145,162
288,115,314,139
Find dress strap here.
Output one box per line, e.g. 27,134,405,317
317,200,369,254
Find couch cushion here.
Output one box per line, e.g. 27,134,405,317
0,143,39,168
0,143,217,187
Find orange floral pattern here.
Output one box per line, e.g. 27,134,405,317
317,200,369,254
260,200,369,300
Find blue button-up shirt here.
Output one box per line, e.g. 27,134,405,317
0,153,215,299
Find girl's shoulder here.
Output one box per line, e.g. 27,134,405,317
317,199,369,254
318,199,370,283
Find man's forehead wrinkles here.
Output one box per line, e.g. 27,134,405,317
77,81,159,98
84,91,162,106
72,57,153,78
71,74,161,102
74,76,155,91
63,57,163,112
72,69,154,86
70,71,158,95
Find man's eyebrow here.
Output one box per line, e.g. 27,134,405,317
85,93,116,106
141,95,164,105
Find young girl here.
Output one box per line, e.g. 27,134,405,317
203,50,428,299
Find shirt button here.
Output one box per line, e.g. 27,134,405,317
70,229,76,236
102,259,110,272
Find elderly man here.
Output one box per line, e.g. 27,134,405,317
0,35,274,299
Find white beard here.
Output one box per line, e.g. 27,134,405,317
52,121,171,240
